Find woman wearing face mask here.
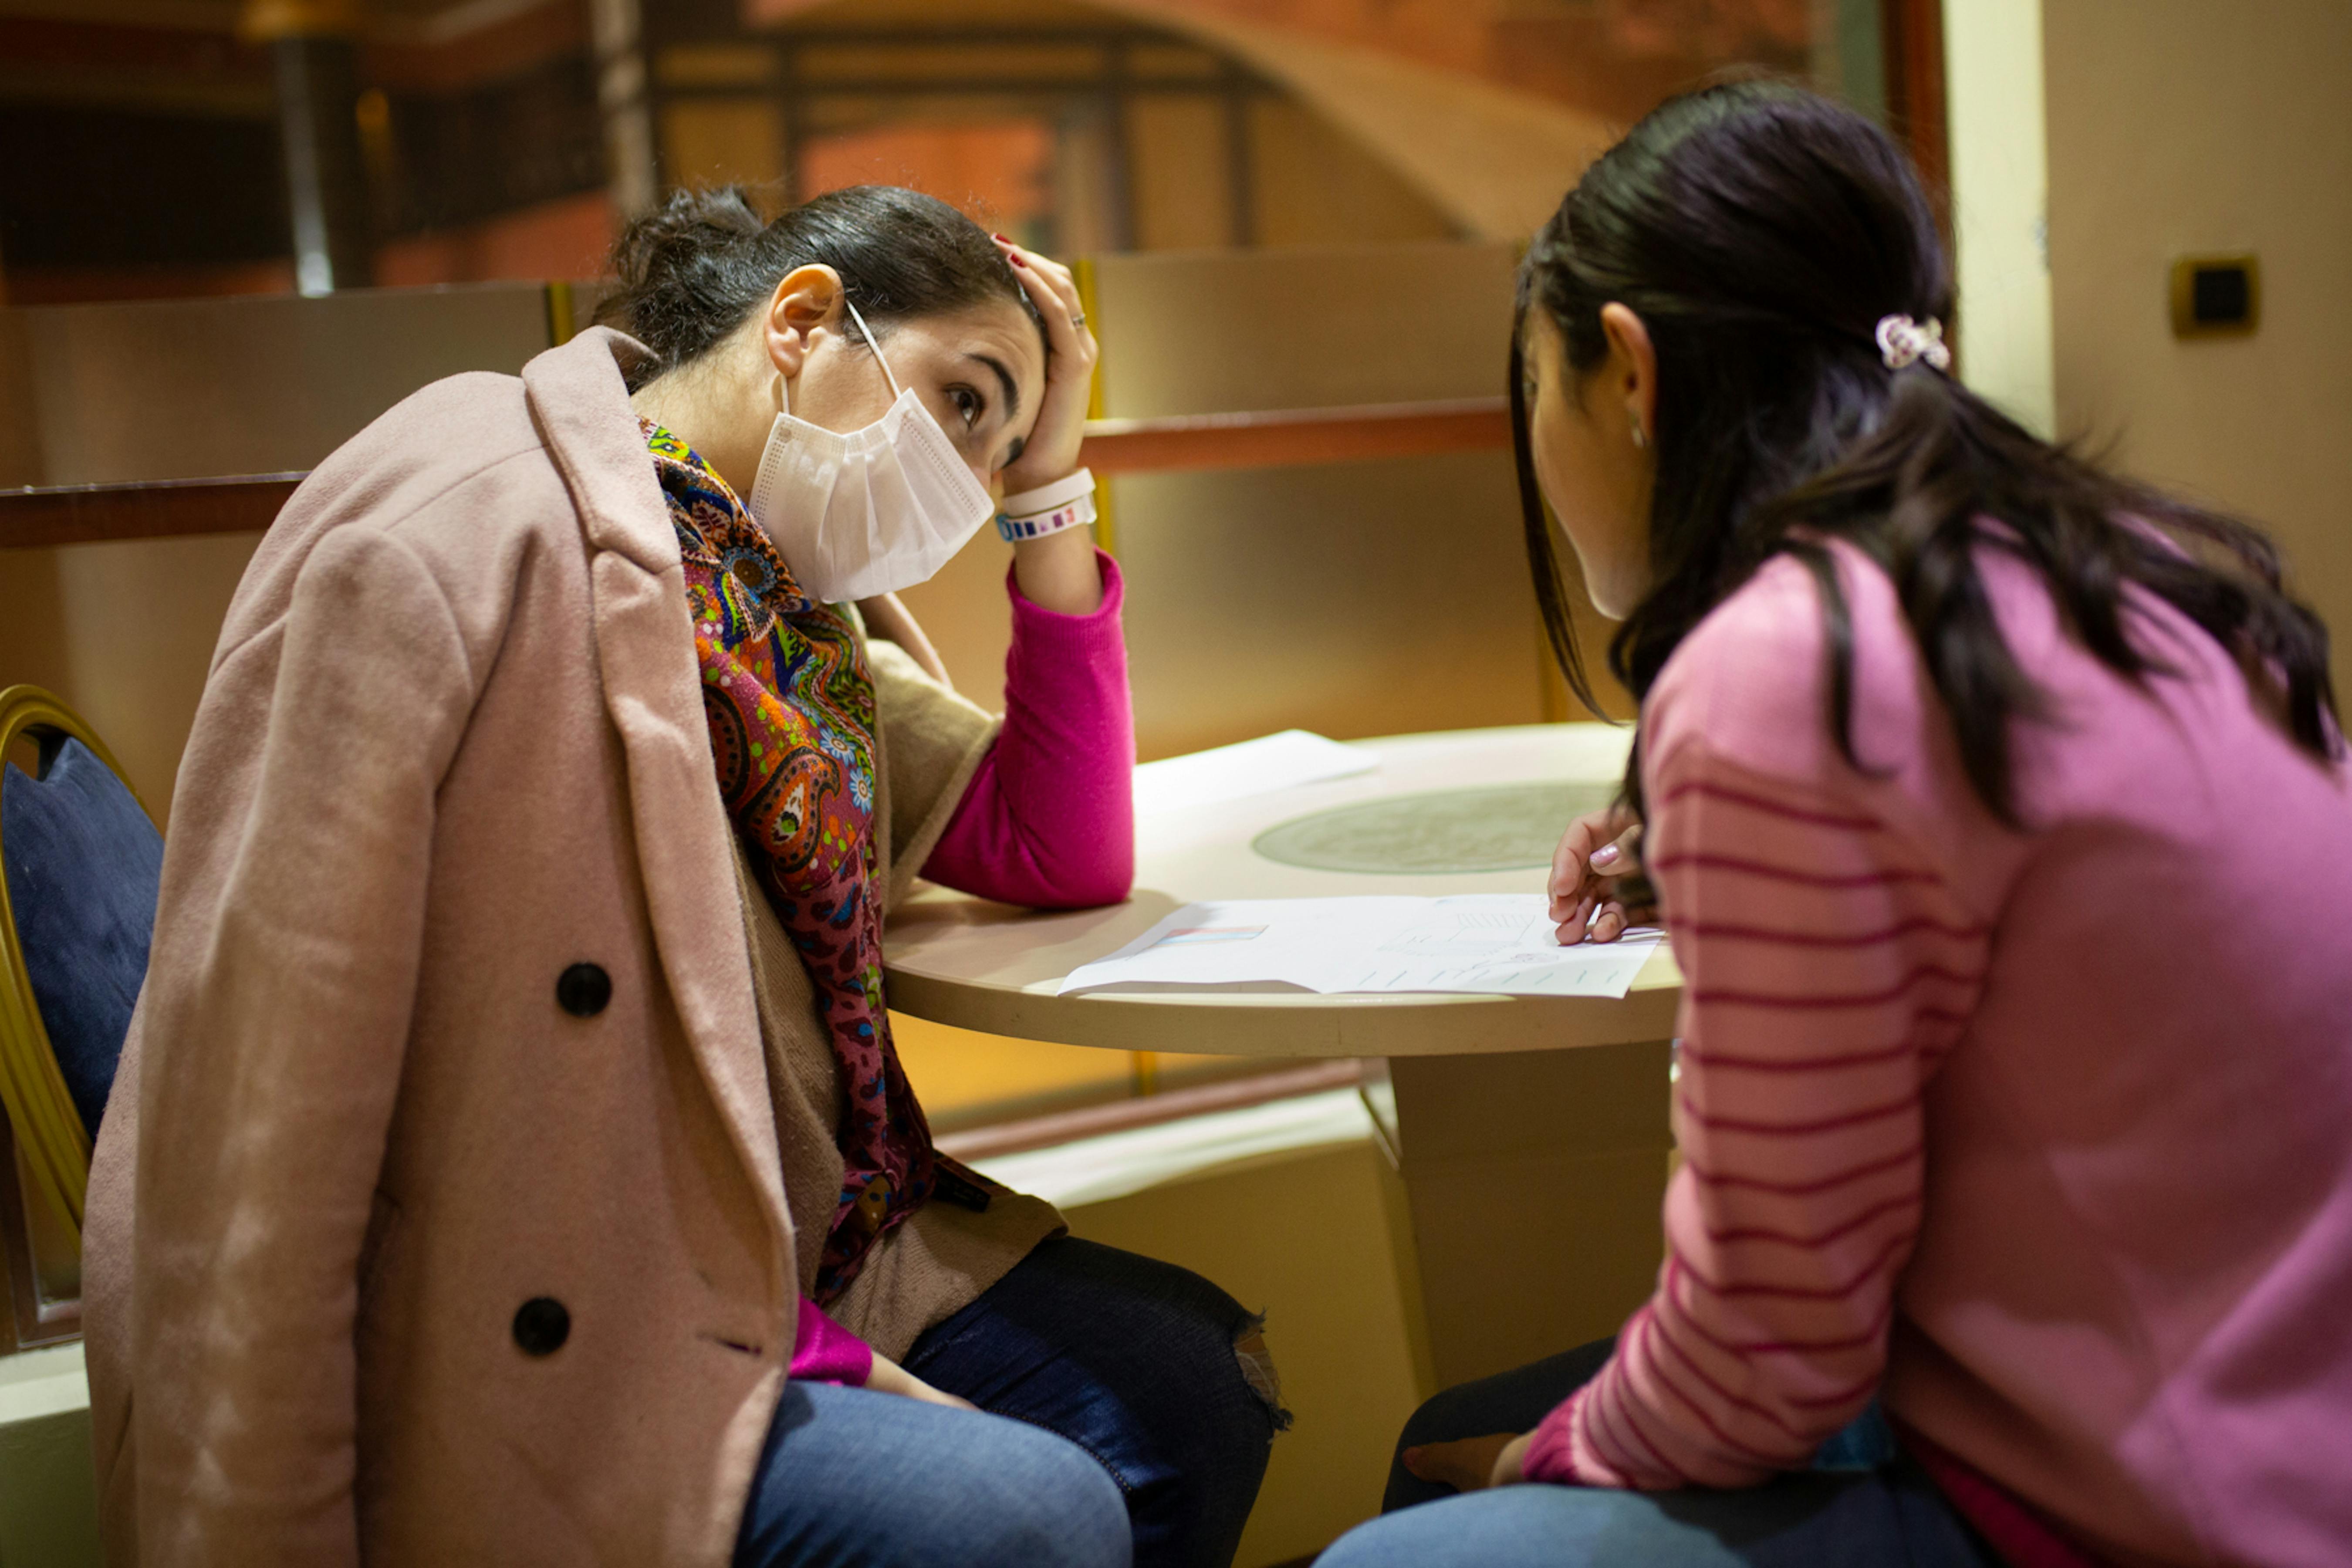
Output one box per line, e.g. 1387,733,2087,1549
1318,82,2352,1568
83,186,1279,1568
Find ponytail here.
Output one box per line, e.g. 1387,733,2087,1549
1516,81,2338,823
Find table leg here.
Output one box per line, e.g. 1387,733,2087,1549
1364,1041,1673,1395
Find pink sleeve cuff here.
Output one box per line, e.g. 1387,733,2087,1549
788,1298,874,1386
1520,1386,1589,1485
1521,1384,1638,1489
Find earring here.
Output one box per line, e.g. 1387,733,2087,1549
1630,416,1647,450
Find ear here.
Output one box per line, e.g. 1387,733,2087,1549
761,264,845,383
1597,302,1658,449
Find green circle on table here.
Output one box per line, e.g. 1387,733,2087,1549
1250,781,1619,875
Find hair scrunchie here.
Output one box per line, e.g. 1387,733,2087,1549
1876,313,1952,372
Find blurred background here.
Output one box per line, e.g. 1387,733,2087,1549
0,0,1930,1114
1,3,2345,1563
0,0,1861,303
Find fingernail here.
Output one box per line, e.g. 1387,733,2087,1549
1009,253,1027,267
1590,844,1620,869
993,233,1012,243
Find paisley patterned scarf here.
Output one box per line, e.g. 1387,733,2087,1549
644,419,935,1301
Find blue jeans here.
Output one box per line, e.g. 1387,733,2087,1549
733,1379,1132,1568
1323,1340,1999,1568
737,1238,1280,1568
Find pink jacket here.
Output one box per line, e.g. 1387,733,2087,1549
1527,539,2352,1566
81,328,1129,1566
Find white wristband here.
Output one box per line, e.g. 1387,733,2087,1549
1000,468,1095,517
997,490,1097,543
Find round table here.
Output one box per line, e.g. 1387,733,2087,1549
885,723,1682,1055
884,723,1683,1391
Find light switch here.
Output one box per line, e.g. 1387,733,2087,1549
2170,255,2259,337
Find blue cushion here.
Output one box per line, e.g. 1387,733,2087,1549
3,738,162,1140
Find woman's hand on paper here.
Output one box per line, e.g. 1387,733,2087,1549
1401,1432,1533,1493
1550,804,1656,945
865,1351,977,1411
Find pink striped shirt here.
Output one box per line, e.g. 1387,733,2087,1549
789,550,1134,1383
1523,537,2352,1565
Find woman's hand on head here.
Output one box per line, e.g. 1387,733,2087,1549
1550,804,1656,945
991,238,1098,496
863,1350,977,1412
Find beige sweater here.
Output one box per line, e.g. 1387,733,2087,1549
733,633,1062,1360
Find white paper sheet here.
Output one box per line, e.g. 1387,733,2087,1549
1056,896,1663,999
1132,730,1376,818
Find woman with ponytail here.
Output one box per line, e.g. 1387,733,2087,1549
1324,81,2352,1568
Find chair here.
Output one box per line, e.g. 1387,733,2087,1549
0,685,161,1352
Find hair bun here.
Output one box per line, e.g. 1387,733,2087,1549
612,188,763,280
600,187,771,370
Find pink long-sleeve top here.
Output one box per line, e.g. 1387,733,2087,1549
921,551,1136,909
1522,536,2352,1566
789,549,1133,1385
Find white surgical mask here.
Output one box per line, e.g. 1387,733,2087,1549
746,296,997,604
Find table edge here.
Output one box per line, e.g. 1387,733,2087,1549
886,968,1683,1058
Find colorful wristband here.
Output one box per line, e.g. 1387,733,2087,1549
997,491,1097,542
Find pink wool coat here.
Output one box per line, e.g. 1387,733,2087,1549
81,328,1004,1565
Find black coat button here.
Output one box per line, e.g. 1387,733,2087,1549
513,1297,570,1356
555,963,611,1017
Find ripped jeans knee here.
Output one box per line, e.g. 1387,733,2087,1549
1232,1311,1294,1433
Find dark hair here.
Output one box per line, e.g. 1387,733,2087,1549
597,184,1043,390
1513,79,2338,822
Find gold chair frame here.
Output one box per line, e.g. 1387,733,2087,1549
0,684,152,1247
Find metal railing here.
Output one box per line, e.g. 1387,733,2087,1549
0,398,1512,551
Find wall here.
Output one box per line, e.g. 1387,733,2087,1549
897,240,1632,753
1247,98,1456,250
1128,95,1237,250
0,285,555,824
2043,0,2352,699
893,1010,1271,1133
1944,0,2055,436
1066,1138,1426,1567
1122,88,1460,252
5,534,267,827
1098,242,1612,753
0,1346,99,1568
374,190,616,289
